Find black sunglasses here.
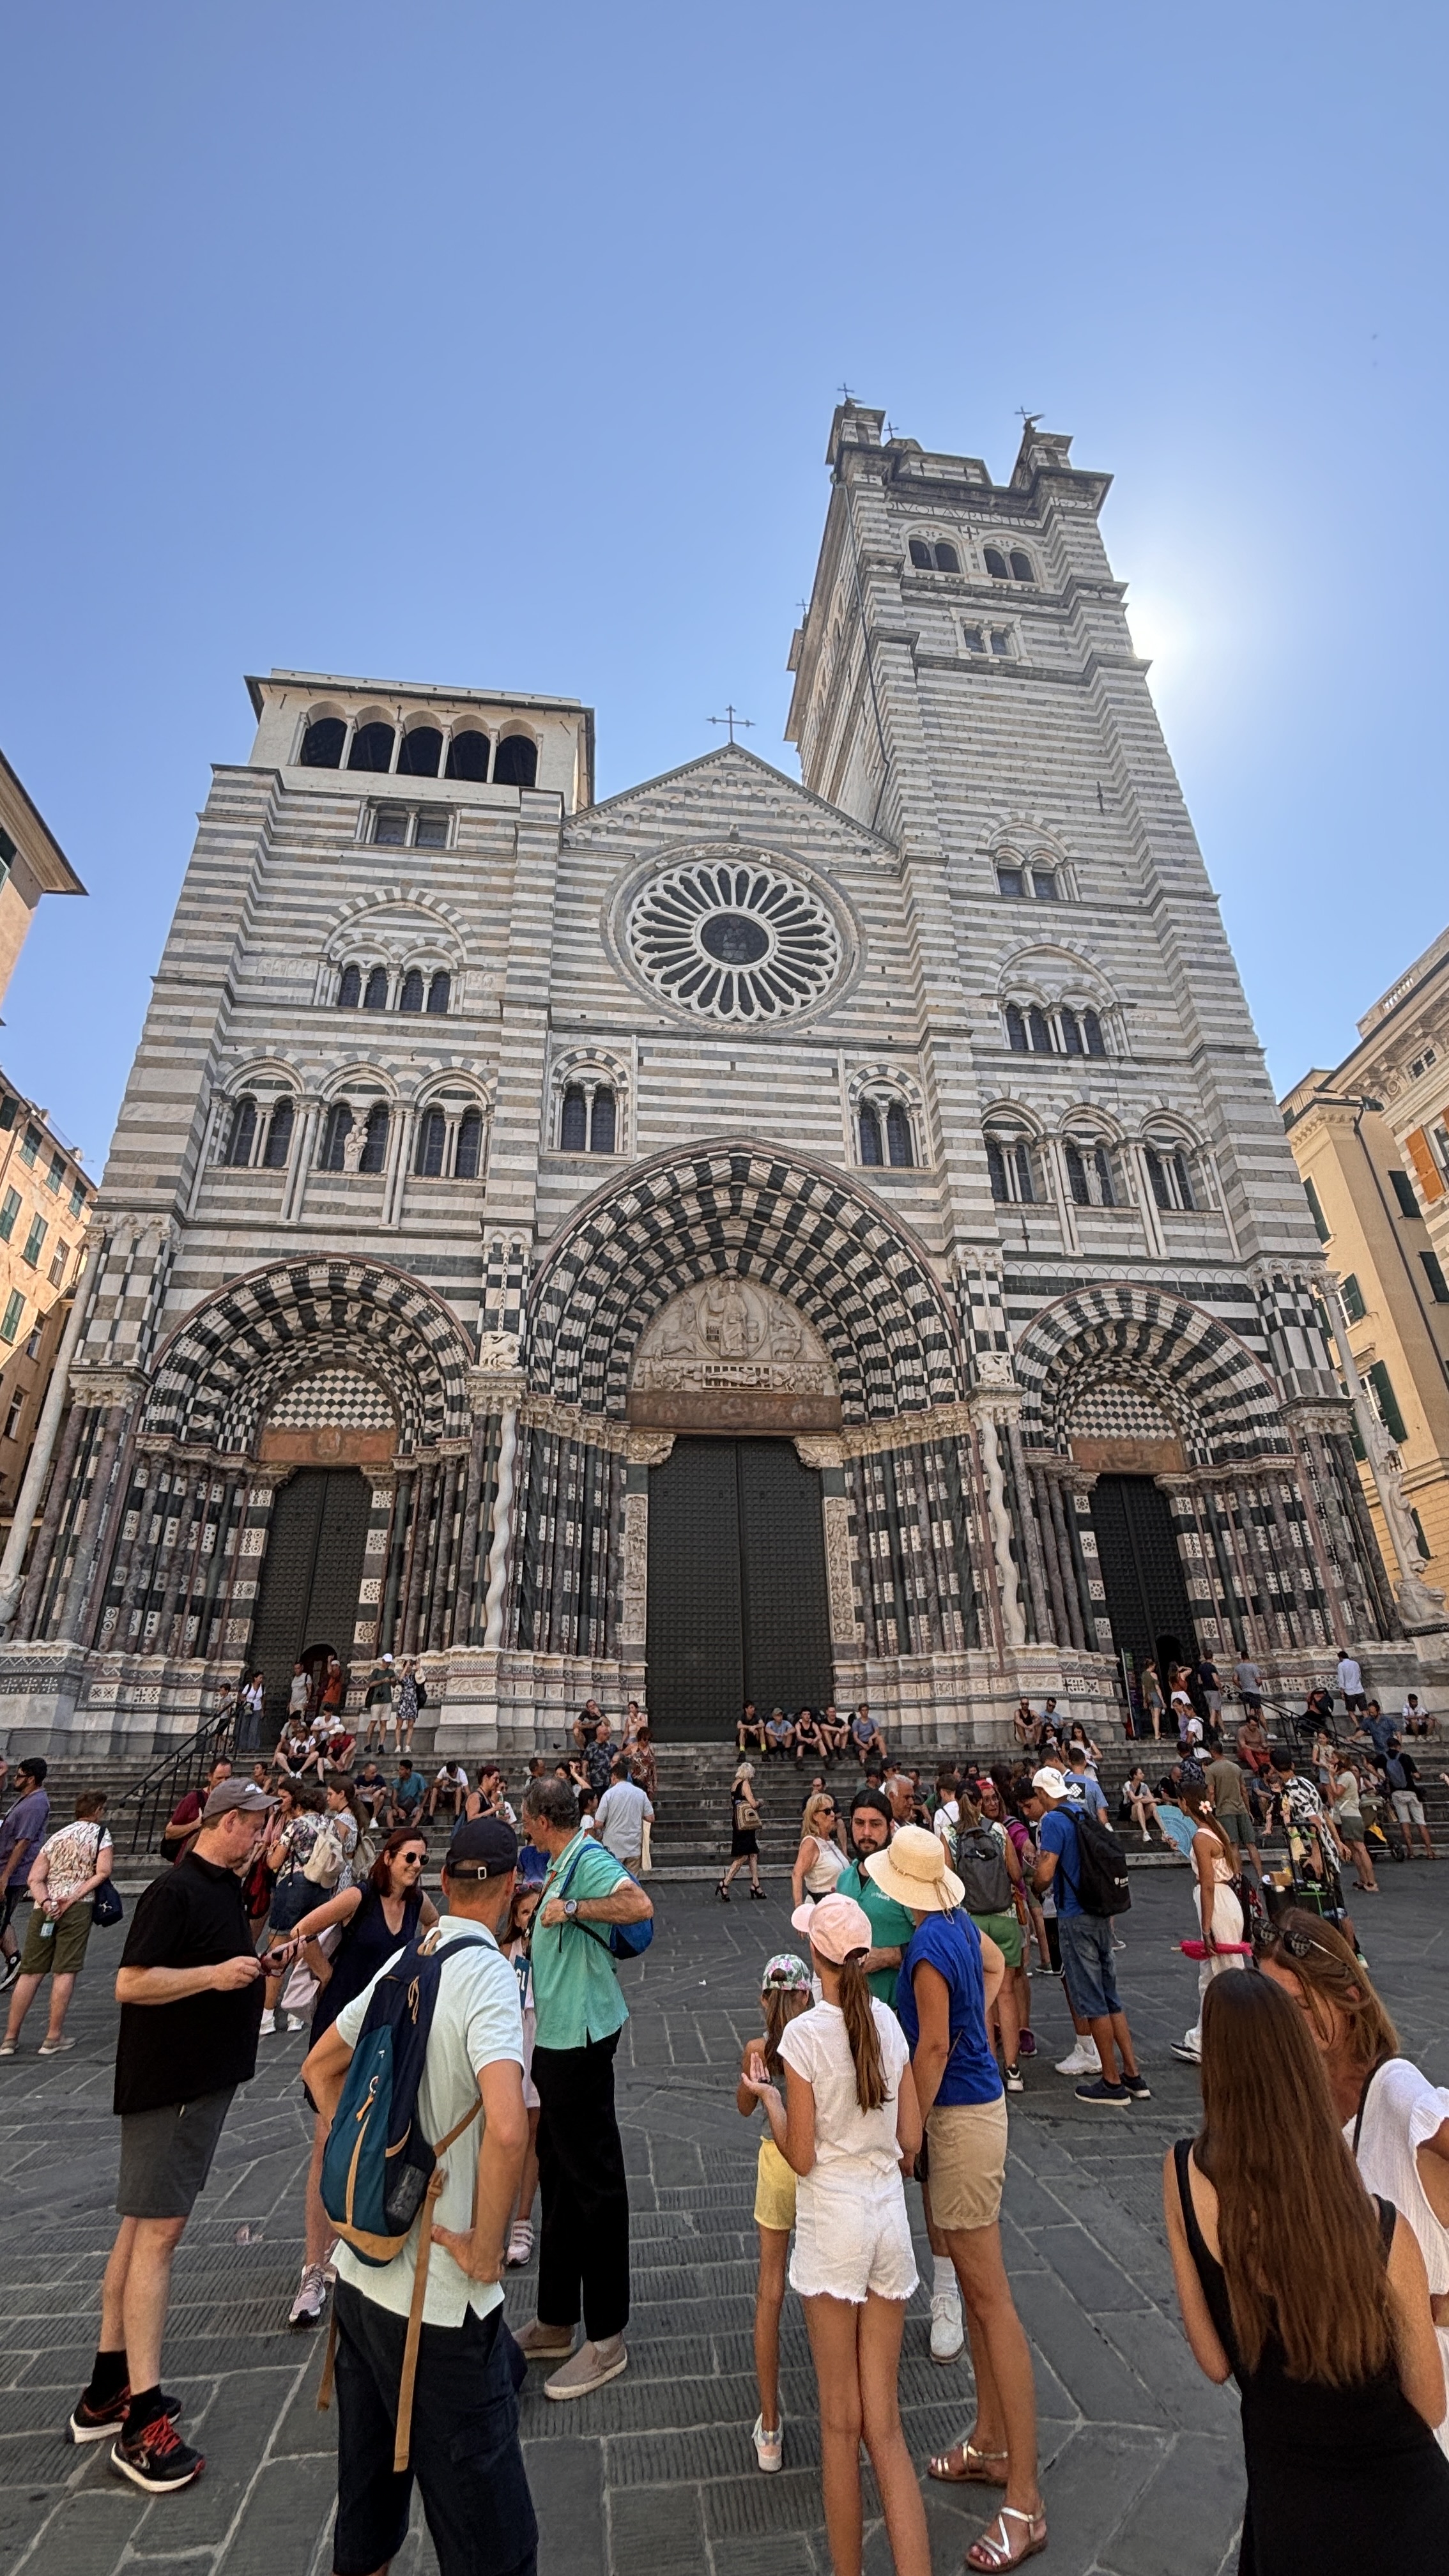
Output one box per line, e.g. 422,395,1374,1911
1265,1923,1337,1962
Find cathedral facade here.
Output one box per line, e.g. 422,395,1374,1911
0,406,1411,1751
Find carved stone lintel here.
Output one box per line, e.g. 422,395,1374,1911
794,1436,843,1469
70,1368,148,1411
631,1277,837,1399
625,1431,675,1467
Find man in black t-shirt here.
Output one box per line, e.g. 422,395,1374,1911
68,1779,275,2492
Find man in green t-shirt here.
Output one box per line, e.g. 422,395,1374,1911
836,1791,916,2005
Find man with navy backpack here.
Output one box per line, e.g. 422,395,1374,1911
514,1772,654,2398
301,1817,536,2576
1026,1767,1149,2111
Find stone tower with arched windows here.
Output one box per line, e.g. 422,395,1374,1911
1,411,1435,1756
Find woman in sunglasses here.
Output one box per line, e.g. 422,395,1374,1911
264,1828,437,2331
791,1791,847,1913
1261,1909,1449,2453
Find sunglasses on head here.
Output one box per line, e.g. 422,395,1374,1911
1267,1924,1337,1963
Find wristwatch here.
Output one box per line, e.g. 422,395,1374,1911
563,1897,579,1920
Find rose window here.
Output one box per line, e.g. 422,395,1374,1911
626,860,841,1022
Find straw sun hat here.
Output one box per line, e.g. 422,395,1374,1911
863,1822,964,1913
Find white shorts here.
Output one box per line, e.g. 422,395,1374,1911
790,2165,917,2305
1392,1790,1426,1826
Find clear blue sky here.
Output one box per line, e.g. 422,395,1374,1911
2,1,1444,1169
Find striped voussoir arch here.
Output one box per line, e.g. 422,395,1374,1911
144,1258,474,1454
528,1142,963,1422
1013,1284,1291,1465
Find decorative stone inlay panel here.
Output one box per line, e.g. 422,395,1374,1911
822,1492,862,1643
620,1491,649,1645
266,1369,395,1431
625,855,841,1023
632,1280,836,1398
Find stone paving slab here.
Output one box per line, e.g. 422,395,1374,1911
0,1866,1443,2574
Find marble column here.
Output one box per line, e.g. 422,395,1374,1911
482,1409,518,1650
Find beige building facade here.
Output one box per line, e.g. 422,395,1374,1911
0,751,86,1007
0,1082,96,1526
1283,924,1449,1632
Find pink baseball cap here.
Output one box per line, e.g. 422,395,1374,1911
790,1892,872,1965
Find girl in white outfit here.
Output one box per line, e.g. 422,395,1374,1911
1172,1782,1247,2065
746,1890,928,2576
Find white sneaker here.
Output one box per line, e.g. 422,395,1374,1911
752,2412,783,2472
930,2288,965,2363
284,2014,306,2032
1054,2039,1101,2076
259,2010,276,2036
288,2262,328,2329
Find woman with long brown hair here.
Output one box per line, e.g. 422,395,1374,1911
262,1827,437,2332
1260,1910,1449,2451
1163,1972,1449,2569
743,1892,926,2576
1169,1781,1248,2068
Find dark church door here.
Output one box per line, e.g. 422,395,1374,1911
1088,1473,1197,1685
646,1438,833,1737
249,1469,372,1735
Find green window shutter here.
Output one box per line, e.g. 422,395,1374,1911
1367,1360,1408,1446
0,1188,19,1243
1303,1176,1331,1242
1420,1250,1449,1305
1388,1169,1420,1219
1340,1273,1367,1322
0,1292,23,1344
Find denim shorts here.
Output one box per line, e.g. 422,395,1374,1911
1058,1913,1122,2021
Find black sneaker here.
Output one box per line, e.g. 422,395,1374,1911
1121,2072,1153,2101
1074,2076,1131,2108
110,2412,204,2493
68,2385,181,2445
0,1957,20,1991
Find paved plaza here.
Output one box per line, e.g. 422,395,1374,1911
0,1863,1444,2576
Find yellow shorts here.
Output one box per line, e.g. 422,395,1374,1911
754,2135,797,2233
925,2095,1009,2234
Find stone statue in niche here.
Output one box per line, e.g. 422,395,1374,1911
341,1112,369,1176
632,1278,836,1395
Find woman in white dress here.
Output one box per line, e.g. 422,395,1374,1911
744,1891,928,2576
791,1791,847,1912
1169,1782,1248,2067
1261,1908,1449,2453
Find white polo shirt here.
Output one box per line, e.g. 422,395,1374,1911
331,1915,523,2327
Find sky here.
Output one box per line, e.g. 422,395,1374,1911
2,0,1445,1169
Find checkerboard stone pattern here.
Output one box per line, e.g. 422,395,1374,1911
4,1871,1443,2575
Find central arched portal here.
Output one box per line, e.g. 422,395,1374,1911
645,1438,833,1736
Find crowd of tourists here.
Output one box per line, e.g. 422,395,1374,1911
0,1655,1444,2575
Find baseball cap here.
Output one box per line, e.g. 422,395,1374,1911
203,1779,277,1820
790,1891,872,1963
444,1817,518,1880
1031,1767,1068,1800
761,1952,812,1992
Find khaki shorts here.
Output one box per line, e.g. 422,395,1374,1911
755,2135,797,2232
926,2094,1009,2234
19,1900,93,1978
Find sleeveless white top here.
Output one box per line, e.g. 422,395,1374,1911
802,1836,848,1897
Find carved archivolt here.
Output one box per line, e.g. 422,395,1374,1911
632,1280,836,1399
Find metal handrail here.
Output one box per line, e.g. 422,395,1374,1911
112,1711,239,1855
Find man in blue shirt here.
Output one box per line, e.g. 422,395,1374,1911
1061,1747,1108,1820
1025,1768,1148,2110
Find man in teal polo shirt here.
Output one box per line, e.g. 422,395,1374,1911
514,1775,653,2400
836,1791,916,2004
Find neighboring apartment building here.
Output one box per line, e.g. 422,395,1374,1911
0,749,86,1006
0,1083,95,1528
1282,924,1449,1616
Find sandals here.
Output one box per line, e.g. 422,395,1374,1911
967,2504,1048,2570
716,1881,730,1903
506,2219,535,2267
929,2441,1008,2485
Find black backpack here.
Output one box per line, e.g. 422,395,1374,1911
1064,1805,1131,1917
952,1824,1012,1917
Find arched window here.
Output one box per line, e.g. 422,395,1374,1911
1009,550,1034,583
337,963,362,1009
456,1107,484,1180
261,1098,294,1169
560,1085,587,1151
1027,1006,1053,1054
986,1134,1036,1204
1066,1141,1116,1209
348,721,395,773
997,864,1024,898
590,1088,617,1154
1006,1004,1028,1053
445,728,491,781
1013,1141,1036,1202
1146,1144,1195,1212
399,969,425,1015
885,1101,914,1167
360,1105,389,1174
986,1136,1008,1200
363,966,389,1011
910,537,960,572
373,806,408,847
1061,1009,1084,1056
300,716,346,769
426,971,450,1015
859,1104,883,1165
397,726,443,778
1031,868,1058,900
415,1107,447,1177
493,735,538,789
984,546,1009,579
320,1103,353,1170
933,540,960,572
223,1096,256,1167
1082,1009,1106,1057
908,538,933,569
